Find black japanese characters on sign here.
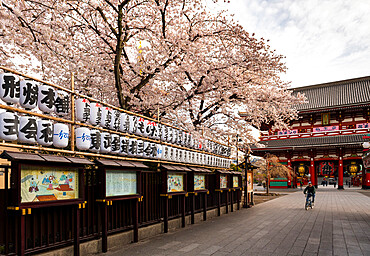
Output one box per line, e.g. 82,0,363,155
0,73,20,104
90,130,101,152
0,112,19,141
55,91,70,117
20,117,37,141
128,138,138,156
37,120,53,146
38,85,55,113
111,110,121,130
120,137,129,155
111,135,120,153
137,140,144,156
20,80,38,109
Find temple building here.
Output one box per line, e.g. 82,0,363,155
252,76,370,189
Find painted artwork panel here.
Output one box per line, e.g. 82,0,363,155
106,170,137,197
194,175,205,190
21,165,79,203
247,173,253,192
167,173,184,192
233,176,239,188
220,175,228,188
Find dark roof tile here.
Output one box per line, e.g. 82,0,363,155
293,76,370,111
255,134,364,149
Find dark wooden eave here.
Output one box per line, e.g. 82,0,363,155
252,134,364,151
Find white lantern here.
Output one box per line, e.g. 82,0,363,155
200,153,205,165
19,80,38,109
167,127,173,143
177,131,183,145
155,123,162,140
0,73,20,104
119,113,129,133
89,129,101,152
119,136,129,155
168,146,174,161
150,143,157,158
128,138,137,156
180,131,186,146
162,145,169,160
110,110,121,131
128,115,138,134
75,127,91,150
136,117,145,136
0,111,19,141
137,139,144,157
172,129,178,144
54,90,70,117
363,142,370,148
100,132,111,153
76,98,90,122
53,123,69,148
37,119,53,146
38,85,55,113
183,150,188,163
89,102,102,126
189,135,194,148
19,116,37,144
161,125,169,142
175,148,180,162
190,152,194,163
156,144,163,159
101,107,113,129
178,149,184,163
111,134,120,154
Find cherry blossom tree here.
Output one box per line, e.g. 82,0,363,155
0,0,305,143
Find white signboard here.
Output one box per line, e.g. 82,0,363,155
106,170,137,197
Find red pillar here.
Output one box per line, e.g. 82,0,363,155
363,171,370,189
310,158,316,186
287,159,292,188
338,150,344,189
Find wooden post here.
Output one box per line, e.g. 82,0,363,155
203,193,207,221
217,191,221,216
74,204,80,256
181,195,186,228
4,167,9,255
164,197,168,233
134,199,139,242
190,194,195,224
102,203,108,253
70,73,75,151
230,190,233,212
225,191,229,214
19,212,25,256
237,190,240,210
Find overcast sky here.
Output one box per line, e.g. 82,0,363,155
209,0,370,88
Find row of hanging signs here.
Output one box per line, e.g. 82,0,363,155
0,73,231,168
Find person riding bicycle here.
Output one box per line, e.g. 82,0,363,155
304,181,316,205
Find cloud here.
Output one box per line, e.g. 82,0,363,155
209,0,370,87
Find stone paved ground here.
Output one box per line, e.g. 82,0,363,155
105,189,370,256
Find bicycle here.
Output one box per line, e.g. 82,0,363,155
305,193,314,210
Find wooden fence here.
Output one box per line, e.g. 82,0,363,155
0,166,241,255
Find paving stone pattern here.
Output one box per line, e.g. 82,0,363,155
105,190,370,256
